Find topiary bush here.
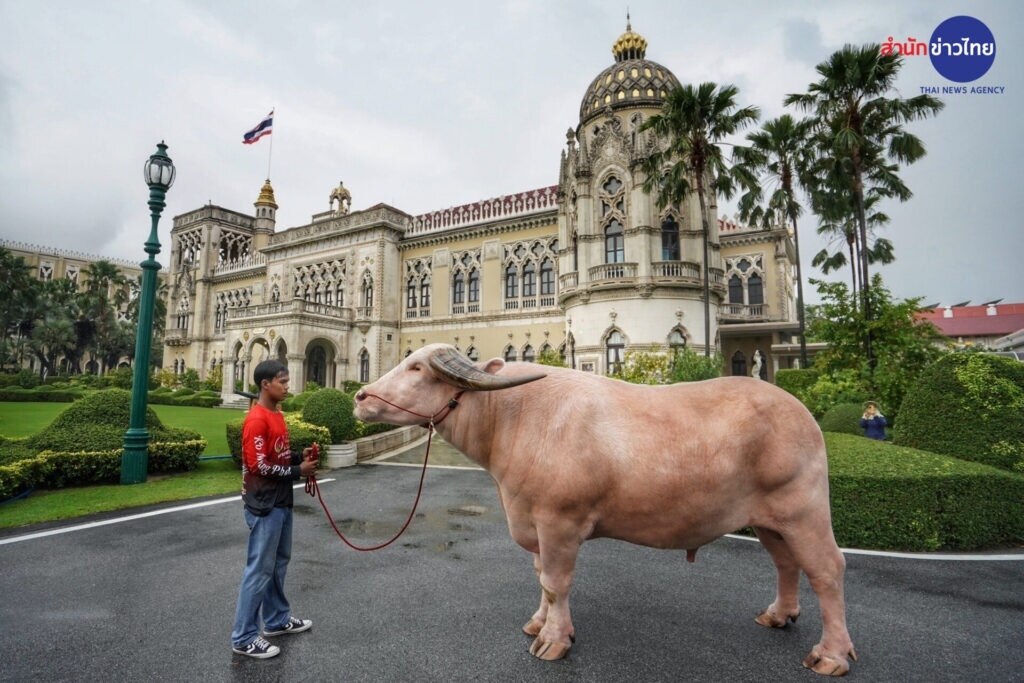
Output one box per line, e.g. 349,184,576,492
227,414,331,469
25,388,201,454
820,402,874,437
894,354,1024,471
302,389,357,444
825,433,1024,551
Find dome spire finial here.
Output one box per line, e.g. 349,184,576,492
612,14,647,62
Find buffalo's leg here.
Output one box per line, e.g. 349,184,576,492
528,526,580,660
522,553,547,637
784,525,857,676
752,526,802,627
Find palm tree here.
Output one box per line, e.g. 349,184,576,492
640,82,760,357
735,114,813,367
0,248,36,371
81,260,128,373
812,192,894,293
785,44,943,366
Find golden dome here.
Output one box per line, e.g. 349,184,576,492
579,20,680,126
255,179,278,209
612,19,647,61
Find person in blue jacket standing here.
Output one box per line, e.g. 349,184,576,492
860,401,888,440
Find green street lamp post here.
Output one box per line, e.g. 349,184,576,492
122,141,175,484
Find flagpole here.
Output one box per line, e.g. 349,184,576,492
266,108,274,179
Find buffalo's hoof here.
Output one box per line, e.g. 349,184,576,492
522,618,544,637
802,644,857,676
529,636,571,661
754,607,800,628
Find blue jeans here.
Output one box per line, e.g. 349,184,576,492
231,506,293,648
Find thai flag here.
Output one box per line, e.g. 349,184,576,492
242,110,273,144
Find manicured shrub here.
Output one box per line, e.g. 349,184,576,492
825,433,1024,551
180,369,201,391
105,367,134,390
774,368,819,400
302,389,357,444
25,389,201,453
16,368,39,389
820,402,874,437
226,414,331,468
894,354,1024,471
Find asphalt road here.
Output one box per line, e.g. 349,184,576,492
1,464,1021,682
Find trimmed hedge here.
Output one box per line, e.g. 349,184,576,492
774,368,819,400
825,432,1024,551
819,403,873,437
0,440,206,500
302,389,357,444
0,387,87,402
894,353,1024,471
227,414,331,469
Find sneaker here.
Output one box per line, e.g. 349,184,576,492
232,636,280,659
264,617,313,636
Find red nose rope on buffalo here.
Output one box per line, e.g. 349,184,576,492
302,390,464,551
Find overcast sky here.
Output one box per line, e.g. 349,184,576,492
1,0,1021,307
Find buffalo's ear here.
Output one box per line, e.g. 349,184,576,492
481,358,505,375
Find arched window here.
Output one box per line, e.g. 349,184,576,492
335,282,344,307
522,261,536,297
504,263,518,299
503,345,517,362
748,274,763,305
270,285,280,303
420,275,431,308
523,345,535,362
466,346,479,361
406,277,417,309
468,268,480,303
571,231,579,271
359,349,370,383
362,274,374,308
540,258,554,295
731,351,747,377
405,349,413,358
606,330,625,374
452,272,465,304
729,275,744,304
605,219,624,264
661,216,680,261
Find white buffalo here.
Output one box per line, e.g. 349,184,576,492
354,344,856,676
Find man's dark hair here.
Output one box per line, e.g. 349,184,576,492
253,359,288,390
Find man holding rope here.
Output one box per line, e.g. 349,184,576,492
231,360,319,659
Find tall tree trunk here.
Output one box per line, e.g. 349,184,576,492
790,212,808,368
851,151,874,370
695,175,712,358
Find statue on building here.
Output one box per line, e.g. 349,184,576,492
751,350,763,380
329,181,352,215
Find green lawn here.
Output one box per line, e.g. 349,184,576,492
0,402,242,455
0,458,242,529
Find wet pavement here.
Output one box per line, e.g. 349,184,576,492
1,463,1022,682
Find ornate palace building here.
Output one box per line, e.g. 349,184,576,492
165,23,800,396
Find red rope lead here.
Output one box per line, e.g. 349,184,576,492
303,425,436,551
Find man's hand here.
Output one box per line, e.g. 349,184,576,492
299,458,318,477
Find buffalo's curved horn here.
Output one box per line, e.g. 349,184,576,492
427,346,546,391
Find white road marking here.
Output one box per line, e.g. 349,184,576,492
0,479,336,546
